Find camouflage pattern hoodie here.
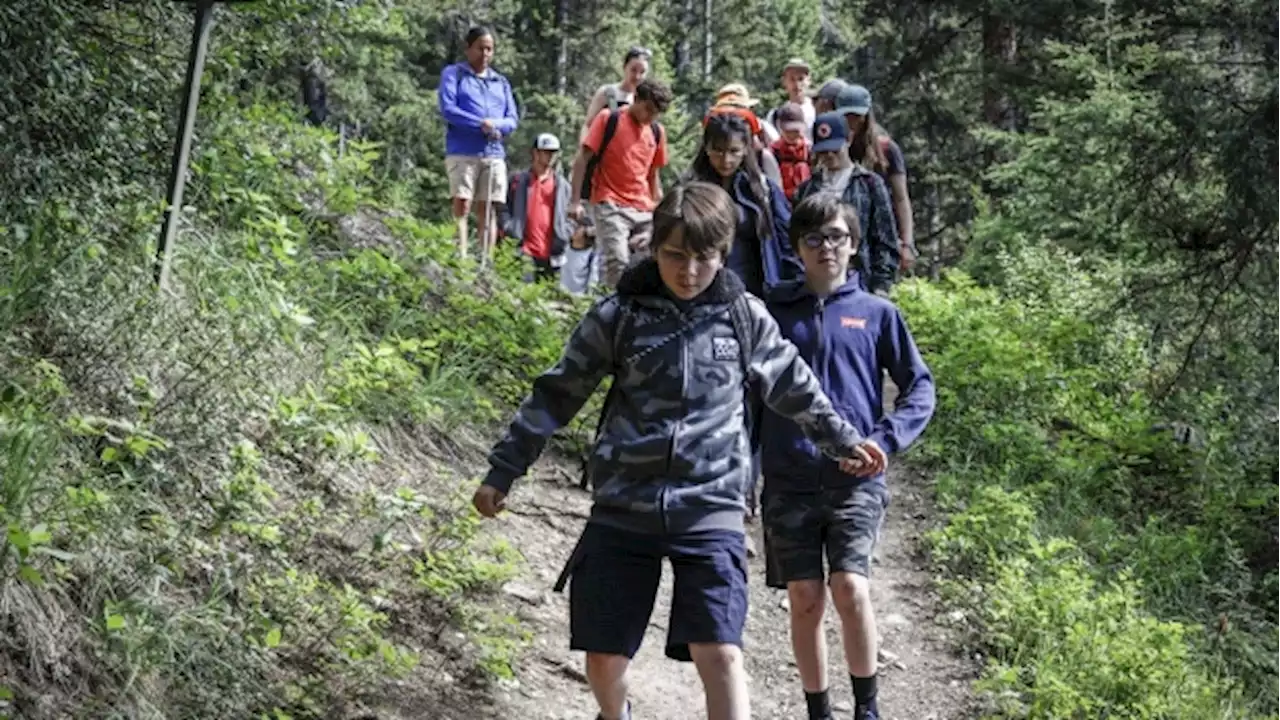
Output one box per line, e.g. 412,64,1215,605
482,259,865,535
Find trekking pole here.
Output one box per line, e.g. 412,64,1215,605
480,161,497,272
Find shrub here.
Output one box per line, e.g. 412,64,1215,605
898,269,1274,718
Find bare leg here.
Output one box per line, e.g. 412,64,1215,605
829,571,876,676
452,196,471,259
787,579,829,692
473,200,493,264
585,652,631,719
689,642,750,720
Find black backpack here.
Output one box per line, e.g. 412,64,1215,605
578,295,757,489
580,109,664,201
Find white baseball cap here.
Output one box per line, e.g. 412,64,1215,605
535,133,561,151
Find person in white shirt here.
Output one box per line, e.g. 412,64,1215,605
765,58,817,142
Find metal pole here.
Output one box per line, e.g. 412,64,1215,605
155,0,216,290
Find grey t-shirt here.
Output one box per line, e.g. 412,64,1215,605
881,137,907,178
603,83,634,110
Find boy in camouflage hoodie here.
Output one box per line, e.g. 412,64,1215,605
473,181,881,720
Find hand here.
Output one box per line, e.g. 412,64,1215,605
853,439,888,477
568,202,585,223
900,240,916,271
472,484,507,518
838,440,888,478
480,118,495,135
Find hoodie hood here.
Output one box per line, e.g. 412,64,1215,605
766,271,864,305
616,258,747,307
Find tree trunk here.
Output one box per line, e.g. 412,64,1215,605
703,0,713,81
554,0,569,95
924,74,943,278
981,11,1017,132
675,0,694,81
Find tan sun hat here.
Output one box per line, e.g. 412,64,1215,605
714,82,760,108
782,57,811,74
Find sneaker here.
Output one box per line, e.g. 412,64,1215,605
854,701,879,720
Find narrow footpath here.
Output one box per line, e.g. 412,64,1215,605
476,456,977,719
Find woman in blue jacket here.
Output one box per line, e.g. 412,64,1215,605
438,26,519,262
686,112,802,299
685,111,803,530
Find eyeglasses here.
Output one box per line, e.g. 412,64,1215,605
800,230,852,249
707,146,748,160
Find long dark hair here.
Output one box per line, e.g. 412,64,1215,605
689,113,773,242
848,110,890,176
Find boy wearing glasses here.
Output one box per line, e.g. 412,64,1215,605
760,193,936,720
474,182,881,720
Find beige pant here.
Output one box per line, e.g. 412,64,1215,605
593,202,654,287
445,155,508,202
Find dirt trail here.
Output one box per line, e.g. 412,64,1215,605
468,458,976,720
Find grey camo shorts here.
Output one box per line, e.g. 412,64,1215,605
762,483,889,589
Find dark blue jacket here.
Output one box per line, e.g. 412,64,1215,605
438,62,518,158
482,263,864,535
723,172,804,298
760,274,936,491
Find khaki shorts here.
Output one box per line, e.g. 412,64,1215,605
446,155,508,202
593,202,653,288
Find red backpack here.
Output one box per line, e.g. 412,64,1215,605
770,137,812,200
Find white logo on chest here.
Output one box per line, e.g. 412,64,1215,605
712,337,740,361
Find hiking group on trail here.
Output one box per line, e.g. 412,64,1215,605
445,25,937,720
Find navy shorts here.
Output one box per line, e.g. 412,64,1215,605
568,522,748,662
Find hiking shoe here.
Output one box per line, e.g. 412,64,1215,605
854,701,879,720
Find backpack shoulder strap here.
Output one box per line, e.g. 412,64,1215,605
583,110,624,201
728,295,755,382
596,110,624,159
650,121,663,147
610,296,635,362
728,295,758,447
580,297,634,489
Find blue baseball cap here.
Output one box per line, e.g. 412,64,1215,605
835,83,873,116
810,78,847,102
811,112,849,153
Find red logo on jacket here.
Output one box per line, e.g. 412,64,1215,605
840,316,867,329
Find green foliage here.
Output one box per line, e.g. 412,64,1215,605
899,271,1275,718
1,0,1274,717
0,81,587,717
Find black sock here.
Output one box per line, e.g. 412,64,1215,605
804,689,832,720
852,674,878,714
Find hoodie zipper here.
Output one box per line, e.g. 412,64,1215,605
665,326,690,477
467,69,497,152
815,297,827,385
658,486,669,535
815,296,827,489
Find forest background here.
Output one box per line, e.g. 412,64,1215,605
0,0,1275,718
